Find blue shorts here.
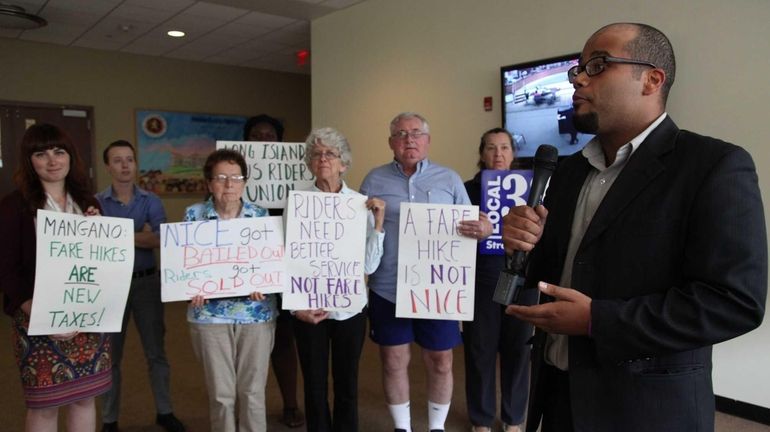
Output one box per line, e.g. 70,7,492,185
368,291,461,351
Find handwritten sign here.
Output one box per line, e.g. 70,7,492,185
28,210,134,335
395,203,478,321
217,141,315,209
480,169,534,255
283,191,368,312
160,216,285,302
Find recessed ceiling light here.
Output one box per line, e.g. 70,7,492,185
167,30,185,38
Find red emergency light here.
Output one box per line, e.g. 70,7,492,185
296,49,310,66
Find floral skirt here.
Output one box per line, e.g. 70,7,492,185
12,310,112,409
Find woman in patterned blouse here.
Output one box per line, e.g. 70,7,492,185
183,148,277,432
0,124,111,431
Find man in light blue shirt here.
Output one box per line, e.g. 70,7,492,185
96,140,184,432
360,112,477,432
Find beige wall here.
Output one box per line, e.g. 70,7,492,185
312,0,770,407
0,37,310,219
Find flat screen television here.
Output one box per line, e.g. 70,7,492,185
501,53,593,162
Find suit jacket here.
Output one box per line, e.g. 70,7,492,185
525,116,767,432
0,190,101,316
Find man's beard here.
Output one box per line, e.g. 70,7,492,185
573,111,598,134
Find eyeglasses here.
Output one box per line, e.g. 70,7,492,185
390,130,429,141
211,174,245,183
567,55,657,83
309,151,340,160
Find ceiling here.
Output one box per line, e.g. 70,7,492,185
0,0,367,75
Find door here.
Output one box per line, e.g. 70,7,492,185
0,102,95,199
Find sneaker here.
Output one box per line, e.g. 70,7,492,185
156,413,186,432
101,422,118,432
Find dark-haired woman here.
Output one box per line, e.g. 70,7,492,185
463,128,535,432
184,148,277,432
243,114,305,428
0,123,111,431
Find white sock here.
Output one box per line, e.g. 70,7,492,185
428,400,450,431
388,401,411,431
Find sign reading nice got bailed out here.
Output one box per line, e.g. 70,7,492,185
160,216,285,302
28,210,134,335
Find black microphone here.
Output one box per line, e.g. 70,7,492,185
493,144,558,305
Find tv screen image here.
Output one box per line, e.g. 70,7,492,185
501,53,593,160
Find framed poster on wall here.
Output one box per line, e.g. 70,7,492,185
135,110,248,196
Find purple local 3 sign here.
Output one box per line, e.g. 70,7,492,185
479,169,534,255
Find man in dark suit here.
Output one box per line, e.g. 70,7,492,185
502,22,767,432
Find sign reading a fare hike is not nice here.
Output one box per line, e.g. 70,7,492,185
160,216,286,302
396,203,478,321
28,210,134,335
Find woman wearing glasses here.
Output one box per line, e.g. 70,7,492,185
183,148,277,432
291,127,385,432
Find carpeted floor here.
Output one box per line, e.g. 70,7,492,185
1,301,767,431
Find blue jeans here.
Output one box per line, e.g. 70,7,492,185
102,271,173,422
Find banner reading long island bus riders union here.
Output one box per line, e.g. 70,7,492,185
217,140,315,209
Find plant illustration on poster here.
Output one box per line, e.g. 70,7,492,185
136,110,247,196
28,210,135,335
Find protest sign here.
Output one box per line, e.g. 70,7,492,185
284,191,368,312
217,141,315,209
28,210,134,335
395,203,478,321
160,216,285,302
480,169,534,255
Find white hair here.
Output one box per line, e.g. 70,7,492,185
303,127,352,171
389,112,430,135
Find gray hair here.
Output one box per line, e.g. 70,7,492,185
304,127,353,171
389,112,430,136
